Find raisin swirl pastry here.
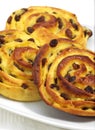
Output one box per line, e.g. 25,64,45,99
0,30,42,101
6,6,92,48
0,28,58,48
33,38,95,116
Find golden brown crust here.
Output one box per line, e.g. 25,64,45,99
5,6,92,49
0,6,94,116
0,29,41,101
0,28,60,101
33,39,95,116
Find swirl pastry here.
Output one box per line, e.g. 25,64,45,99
33,38,95,116
0,28,61,101
0,29,42,101
6,6,92,48
0,28,59,48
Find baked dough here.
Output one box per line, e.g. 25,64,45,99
0,28,58,47
6,6,92,48
0,29,41,101
33,38,95,116
0,27,60,101
1,6,94,116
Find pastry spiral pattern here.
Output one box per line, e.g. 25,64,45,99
0,29,41,101
6,6,92,48
0,28,58,48
0,28,60,101
33,38,95,116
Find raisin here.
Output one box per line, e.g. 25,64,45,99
7,16,12,24
69,19,78,30
21,83,28,89
72,63,80,70
14,38,23,42
69,19,73,24
52,12,57,14
42,58,47,67
84,29,92,37
69,76,76,82
15,15,21,21
72,23,78,30
14,8,27,22
50,84,59,90
27,27,34,33
44,80,46,86
0,67,3,71
0,58,1,63
84,86,93,94
48,63,52,70
54,78,58,84
49,39,58,47
27,38,35,42
36,16,45,23
65,73,76,82
82,107,88,110
60,93,70,100
65,29,73,39
9,74,16,78
0,78,3,82
65,73,70,80
0,38,5,46
57,17,63,29
92,107,95,110
21,8,28,13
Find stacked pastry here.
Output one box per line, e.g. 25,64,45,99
6,6,92,48
0,29,41,101
0,6,94,116
33,39,95,116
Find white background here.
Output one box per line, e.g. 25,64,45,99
0,0,95,130
0,0,94,30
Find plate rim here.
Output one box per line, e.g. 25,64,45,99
0,97,95,130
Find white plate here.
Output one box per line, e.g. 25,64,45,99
0,0,95,130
